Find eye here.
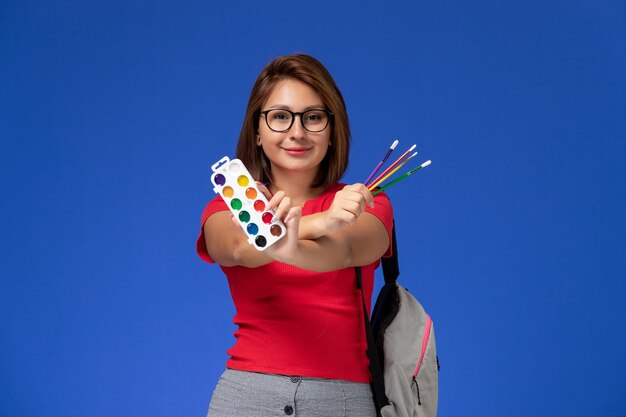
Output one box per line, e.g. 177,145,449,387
305,111,324,122
270,110,291,120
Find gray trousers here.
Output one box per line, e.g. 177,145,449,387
207,369,376,417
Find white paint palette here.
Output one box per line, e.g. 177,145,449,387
210,156,286,251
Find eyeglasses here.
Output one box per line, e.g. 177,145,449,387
260,108,333,133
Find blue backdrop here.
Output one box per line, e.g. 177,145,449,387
1,1,625,416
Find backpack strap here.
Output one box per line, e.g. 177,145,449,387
356,267,387,414
381,223,399,284
356,221,399,415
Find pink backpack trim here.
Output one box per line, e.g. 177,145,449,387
413,315,432,377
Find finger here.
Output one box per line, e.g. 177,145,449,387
355,183,375,208
284,206,302,224
338,190,368,215
274,196,292,220
267,190,285,211
342,184,373,208
339,200,364,219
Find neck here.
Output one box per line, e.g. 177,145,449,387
268,168,324,206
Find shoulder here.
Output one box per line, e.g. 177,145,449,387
365,190,393,234
196,195,229,263
199,194,229,224
365,189,394,258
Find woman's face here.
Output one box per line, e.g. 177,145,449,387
257,78,331,180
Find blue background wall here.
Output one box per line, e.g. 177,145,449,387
1,1,625,416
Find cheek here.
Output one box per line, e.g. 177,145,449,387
257,127,277,147
320,132,332,148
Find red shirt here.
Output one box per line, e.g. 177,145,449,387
196,183,393,382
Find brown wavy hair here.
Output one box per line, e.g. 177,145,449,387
235,54,350,189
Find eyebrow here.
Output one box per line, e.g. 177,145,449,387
264,104,326,111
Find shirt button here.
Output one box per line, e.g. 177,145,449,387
284,405,294,415
290,376,301,383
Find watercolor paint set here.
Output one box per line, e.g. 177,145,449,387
210,156,286,251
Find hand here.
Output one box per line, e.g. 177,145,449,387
256,181,302,228
227,183,297,238
321,183,374,234
262,189,302,263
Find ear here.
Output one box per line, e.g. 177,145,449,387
256,135,262,146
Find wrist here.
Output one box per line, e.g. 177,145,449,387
270,241,302,266
299,212,330,240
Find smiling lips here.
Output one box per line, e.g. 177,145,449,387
283,147,311,156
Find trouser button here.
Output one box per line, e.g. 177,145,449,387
284,405,294,415
290,376,301,383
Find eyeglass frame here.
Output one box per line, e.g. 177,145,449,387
259,108,334,133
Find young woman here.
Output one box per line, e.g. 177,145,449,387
196,54,393,417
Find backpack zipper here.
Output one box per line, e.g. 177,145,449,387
412,376,422,406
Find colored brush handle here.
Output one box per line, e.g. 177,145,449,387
371,160,431,196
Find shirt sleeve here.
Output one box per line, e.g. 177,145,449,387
364,191,394,258
196,195,229,263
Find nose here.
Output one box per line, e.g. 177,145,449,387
288,114,306,139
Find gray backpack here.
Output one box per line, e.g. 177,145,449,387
356,224,439,417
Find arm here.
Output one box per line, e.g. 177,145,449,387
268,183,377,241
203,183,389,270
203,211,273,268
202,190,310,268
276,213,389,272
